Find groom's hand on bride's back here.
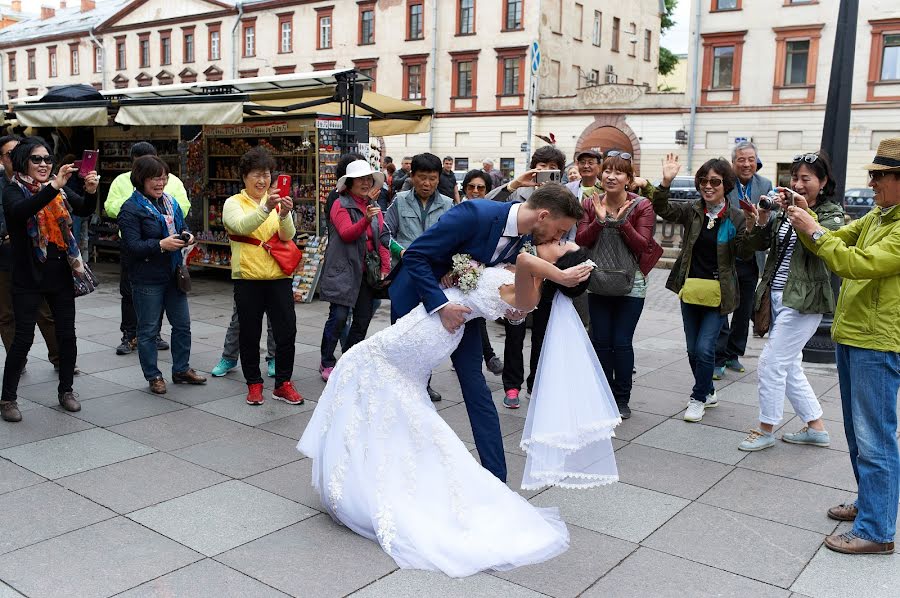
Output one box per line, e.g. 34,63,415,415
439,303,472,333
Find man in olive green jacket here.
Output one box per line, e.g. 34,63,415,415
788,138,900,556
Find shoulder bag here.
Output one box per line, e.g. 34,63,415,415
585,199,640,296
364,218,391,299
229,231,302,276
752,217,794,337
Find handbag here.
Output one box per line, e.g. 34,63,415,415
70,258,98,298
753,218,794,337
175,263,192,293
679,278,722,307
585,199,640,296
229,232,302,276
364,219,391,299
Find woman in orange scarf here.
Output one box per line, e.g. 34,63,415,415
0,137,98,423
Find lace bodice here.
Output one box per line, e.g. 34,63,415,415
447,265,518,322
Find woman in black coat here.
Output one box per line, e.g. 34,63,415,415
0,137,98,423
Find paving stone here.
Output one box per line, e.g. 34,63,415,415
632,347,685,369
0,405,94,449
0,482,114,555
694,399,796,434
0,517,200,598
244,458,324,511
716,381,796,413
632,419,751,465
119,558,290,597
156,375,250,406
583,547,790,598
0,428,155,479
13,360,60,386
493,525,637,597
0,583,24,597
58,452,228,514
791,545,900,598
14,375,132,405
738,443,858,492
643,502,824,588
196,394,315,426
62,390,187,427
172,427,302,478
352,569,545,597
258,410,315,439
632,367,698,395
216,515,398,597
612,409,667,441
438,402,525,445
614,443,733,500
0,458,45,495
71,349,140,374
129,480,314,556
629,385,693,417
633,336,689,355
108,408,249,451
531,483,688,543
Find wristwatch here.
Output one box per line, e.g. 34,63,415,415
811,229,827,242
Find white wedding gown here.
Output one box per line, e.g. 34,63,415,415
297,266,619,577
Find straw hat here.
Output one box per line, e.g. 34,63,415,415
864,138,900,172
337,160,386,193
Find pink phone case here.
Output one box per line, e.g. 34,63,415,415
79,150,98,178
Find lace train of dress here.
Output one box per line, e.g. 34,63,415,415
521,291,621,490
297,267,569,577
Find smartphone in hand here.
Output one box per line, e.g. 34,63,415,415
738,198,754,212
78,150,99,178
535,170,562,185
275,174,291,198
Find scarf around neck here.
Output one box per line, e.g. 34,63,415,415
129,189,185,272
14,173,72,260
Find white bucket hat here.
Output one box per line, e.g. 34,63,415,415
336,160,386,193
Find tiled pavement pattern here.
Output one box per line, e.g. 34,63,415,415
0,264,897,598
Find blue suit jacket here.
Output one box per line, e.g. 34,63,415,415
389,199,523,318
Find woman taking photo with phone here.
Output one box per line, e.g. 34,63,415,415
224,146,302,406
1,137,98,423
736,152,844,452
652,154,752,423
119,155,205,395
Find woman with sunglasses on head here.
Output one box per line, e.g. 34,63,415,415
576,151,664,419
0,137,98,423
652,154,752,423
735,152,844,452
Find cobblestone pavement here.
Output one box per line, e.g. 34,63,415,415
0,263,895,598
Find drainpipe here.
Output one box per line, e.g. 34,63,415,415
1,54,5,107
88,27,106,90
686,0,702,171
231,1,243,80
427,0,438,151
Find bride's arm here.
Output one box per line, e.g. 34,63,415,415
509,252,591,311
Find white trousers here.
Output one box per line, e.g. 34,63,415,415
757,291,824,426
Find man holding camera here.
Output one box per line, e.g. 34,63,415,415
787,138,900,555
715,141,772,380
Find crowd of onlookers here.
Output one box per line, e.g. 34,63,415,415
0,131,897,556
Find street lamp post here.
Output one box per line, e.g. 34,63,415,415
802,0,859,363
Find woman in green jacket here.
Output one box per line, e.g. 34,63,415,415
737,152,844,452
652,154,751,424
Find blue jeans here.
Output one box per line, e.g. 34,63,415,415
132,280,191,381
588,293,645,405
680,301,727,402
835,343,899,544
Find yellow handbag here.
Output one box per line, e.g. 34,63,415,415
679,278,722,307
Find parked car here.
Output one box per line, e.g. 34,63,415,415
843,188,875,220
656,176,700,202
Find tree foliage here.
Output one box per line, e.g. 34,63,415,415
659,47,679,76
660,0,678,34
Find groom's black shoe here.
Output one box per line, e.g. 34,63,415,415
617,402,632,419
427,385,442,402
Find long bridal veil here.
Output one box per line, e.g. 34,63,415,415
520,291,621,490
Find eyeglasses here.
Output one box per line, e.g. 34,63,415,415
605,151,633,160
465,183,486,191
793,153,819,164
149,175,169,184
28,155,54,165
698,177,723,188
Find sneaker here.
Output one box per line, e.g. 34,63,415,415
712,366,726,380
725,359,746,373
486,356,504,376
782,426,830,447
211,358,238,377
319,364,333,382
738,428,775,452
683,399,706,422
266,358,276,378
272,381,304,405
116,339,134,355
706,389,719,408
246,382,264,405
156,336,170,351
503,389,520,409
617,402,632,419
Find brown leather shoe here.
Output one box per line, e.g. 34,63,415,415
172,369,207,385
824,531,894,555
149,377,167,394
827,503,858,521
57,392,81,412
1,401,22,423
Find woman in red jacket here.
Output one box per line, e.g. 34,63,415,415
576,153,662,418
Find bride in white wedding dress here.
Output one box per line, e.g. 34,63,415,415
297,243,620,577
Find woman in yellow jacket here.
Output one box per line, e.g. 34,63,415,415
223,147,303,407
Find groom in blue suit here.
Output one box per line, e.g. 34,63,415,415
389,184,583,481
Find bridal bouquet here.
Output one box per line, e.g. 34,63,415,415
451,253,484,293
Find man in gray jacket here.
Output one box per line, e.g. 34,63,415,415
380,152,453,401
